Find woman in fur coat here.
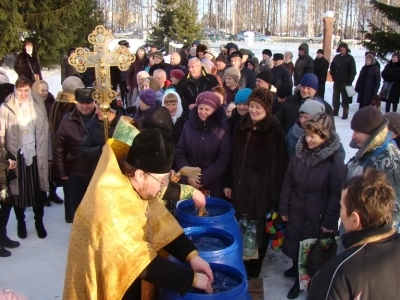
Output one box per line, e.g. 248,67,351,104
279,113,346,299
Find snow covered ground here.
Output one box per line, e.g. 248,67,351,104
0,42,382,299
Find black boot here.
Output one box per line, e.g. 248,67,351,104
287,279,301,299
17,221,27,239
0,246,11,257
333,106,339,116
0,235,20,248
35,220,47,239
48,183,63,204
284,265,297,278
342,108,349,120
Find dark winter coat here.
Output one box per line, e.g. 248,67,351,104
271,64,292,89
126,48,149,89
0,83,14,104
275,91,334,134
44,93,55,120
225,107,242,134
175,106,231,198
79,109,125,176
355,61,380,106
171,110,188,145
61,57,80,84
381,61,400,104
229,113,287,236
50,93,77,147
14,41,42,82
133,105,160,126
53,107,96,179
239,67,256,89
330,53,357,85
224,85,239,105
284,61,295,79
307,224,400,300
313,57,329,83
279,133,346,260
176,70,219,109
149,61,170,76
294,43,314,86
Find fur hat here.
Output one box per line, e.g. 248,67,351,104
272,53,284,61
170,69,185,81
75,88,94,103
305,112,333,140
223,67,241,83
126,128,175,174
256,70,273,85
248,87,273,112
0,71,10,84
276,82,293,98
153,52,163,60
62,76,84,94
142,106,173,135
384,112,400,136
300,73,319,91
351,106,385,135
196,91,221,110
262,49,272,57
139,89,157,106
235,88,252,104
196,44,208,54
215,53,227,65
337,42,351,53
299,99,325,116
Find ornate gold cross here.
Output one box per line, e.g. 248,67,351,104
68,25,135,141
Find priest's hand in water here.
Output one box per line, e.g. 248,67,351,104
190,256,214,283
194,272,214,294
192,189,206,208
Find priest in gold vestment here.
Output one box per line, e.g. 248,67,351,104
63,128,214,300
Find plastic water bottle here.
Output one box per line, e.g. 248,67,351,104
238,214,248,236
243,220,257,257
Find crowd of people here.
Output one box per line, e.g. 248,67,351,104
1,38,400,300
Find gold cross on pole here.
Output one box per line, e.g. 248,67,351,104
68,25,135,141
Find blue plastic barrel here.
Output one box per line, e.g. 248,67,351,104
183,227,246,277
175,198,243,256
158,263,251,300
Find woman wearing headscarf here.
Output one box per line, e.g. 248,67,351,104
161,91,187,144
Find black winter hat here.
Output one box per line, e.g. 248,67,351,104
256,70,273,85
196,44,208,54
351,106,386,135
262,49,272,57
75,88,94,103
276,82,293,98
118,40,130,48
127,128,175,174
337,42,351,53
230,51,243,59
272,53,284,60
317,49,324,55
215,53,227,65
225,43,239,51
142,107,173,136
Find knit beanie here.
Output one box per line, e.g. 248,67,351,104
351,106,385,135
235,88,252,104
223,67,241,83
300,73,318,91
256,70,273,85
196,91,221,110
170,69,185,81
384,112,400,136
299,99,325,117
139,89,157,106
276,82,293,98
262,49,272,57
248,87,273,112
62,76,84,94
0,71,9,84
216,53,227,65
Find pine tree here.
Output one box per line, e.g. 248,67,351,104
0,0,103,68
363,1,400,60
149,0,202,52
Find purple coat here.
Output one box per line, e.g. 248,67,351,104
175,106,231,198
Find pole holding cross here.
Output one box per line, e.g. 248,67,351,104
68,25,135,142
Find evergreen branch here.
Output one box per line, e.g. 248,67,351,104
26,0,78,16
371,0,400,26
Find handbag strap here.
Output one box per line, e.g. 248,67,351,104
26,57,35,75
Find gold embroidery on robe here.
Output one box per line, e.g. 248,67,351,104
63,144,184,300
